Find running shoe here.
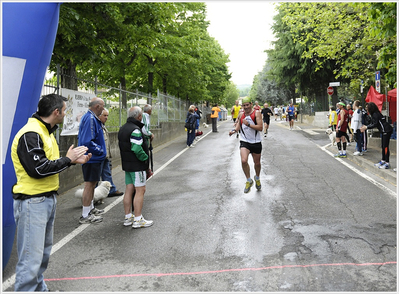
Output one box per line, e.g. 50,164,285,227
334,153,342,157
124,215,134,227
374,161,385,167
353,151,363,156
90,207,105,215
244,179,253,193
255,177,261,191
132,216,154,229
378,162,390,169
79,214,103,224
339,153,347,158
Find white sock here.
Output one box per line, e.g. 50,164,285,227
134,215,142,222
82,206,91,218
247,178,252,182
125,213,132,219
255,175,260,180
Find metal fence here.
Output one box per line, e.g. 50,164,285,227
41,69,212,132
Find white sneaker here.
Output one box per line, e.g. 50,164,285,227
124,215,134,227
132,216,154,229
374,161,385,167
353,151,361,156
378,162,390,169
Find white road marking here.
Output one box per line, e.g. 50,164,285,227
319,143,396,198
2,129,214,291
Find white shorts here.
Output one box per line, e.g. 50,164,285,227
125,171,146,187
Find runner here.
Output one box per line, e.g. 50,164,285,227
229,97,263,193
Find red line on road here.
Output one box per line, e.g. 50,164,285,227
45,261,396,281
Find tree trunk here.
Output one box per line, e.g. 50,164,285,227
61,61,78,90
120,76,127,109
162,75,167,95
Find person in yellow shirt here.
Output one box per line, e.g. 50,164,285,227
231,100,241,138
211,103,221,132
231,100,241,123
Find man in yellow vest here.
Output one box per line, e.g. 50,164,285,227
11,94,91,291
211,103,221,132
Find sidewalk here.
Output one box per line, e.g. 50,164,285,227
278,119,397,186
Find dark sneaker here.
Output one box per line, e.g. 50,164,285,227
108,190,124,197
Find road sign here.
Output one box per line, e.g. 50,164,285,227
329,82,340,87
327,86,334,95
375,71,381,93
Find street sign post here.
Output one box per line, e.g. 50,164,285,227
376,71,381,93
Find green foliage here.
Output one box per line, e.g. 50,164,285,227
50,2,231,107
223,81,240,108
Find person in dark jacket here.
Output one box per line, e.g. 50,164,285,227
360,102,393,169
118,106,153,228
78,97,106,224
186,105,199,148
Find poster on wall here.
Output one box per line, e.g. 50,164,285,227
60,88,96,136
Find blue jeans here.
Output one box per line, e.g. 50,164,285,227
13,195,57,291
101,158,117,194
186,129,196,146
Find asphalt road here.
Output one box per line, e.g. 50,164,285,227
3,118,397,292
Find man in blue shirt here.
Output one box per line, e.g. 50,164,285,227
78,97,107,224
287,101,296,130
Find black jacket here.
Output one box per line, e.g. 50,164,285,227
118,117,149,172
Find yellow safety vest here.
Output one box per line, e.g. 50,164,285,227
11,118,60,195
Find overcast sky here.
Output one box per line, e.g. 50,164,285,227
205,1,278,86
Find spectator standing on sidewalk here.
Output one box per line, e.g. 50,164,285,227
186,105,199,148
328,106,338,131
229,97,263,193
361,103,371,153
194,106,202,137
347,104,354,143
99,108,124,197
211,103,221,132
78,97,107,224
118,106,153,228
141,104,154,177
360,102,393,169
261,103,273,137
11,94,91,291
351,100,363,156
334,102,349,158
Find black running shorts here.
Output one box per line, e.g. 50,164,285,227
82,162,103,182
240,141,262,154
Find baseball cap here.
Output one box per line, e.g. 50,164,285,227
242,97,252,104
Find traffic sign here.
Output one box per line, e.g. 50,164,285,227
327,86,334,95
